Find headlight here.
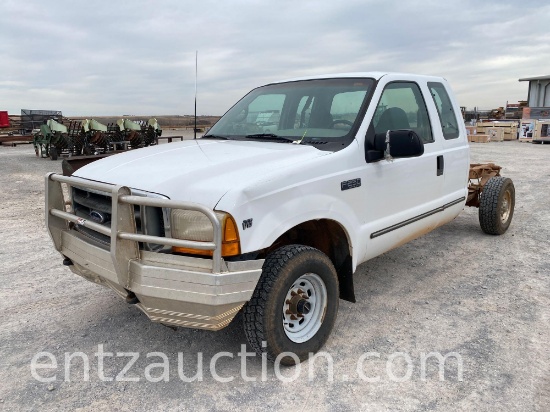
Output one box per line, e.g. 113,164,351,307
170,210,240,257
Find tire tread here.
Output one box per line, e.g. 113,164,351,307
243,245,329,362
479,176,514,235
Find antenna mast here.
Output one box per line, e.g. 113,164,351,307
194,50,197,139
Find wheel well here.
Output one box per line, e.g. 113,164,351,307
263,219,356,302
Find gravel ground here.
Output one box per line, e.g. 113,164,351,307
0,140,548,411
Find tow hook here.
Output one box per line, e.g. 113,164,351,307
62,257,73,266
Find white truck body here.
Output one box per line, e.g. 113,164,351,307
45,72,472,340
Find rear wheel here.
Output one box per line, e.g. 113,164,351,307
479,176,515,235
243,245,339,365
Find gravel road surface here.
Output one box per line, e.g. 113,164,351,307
0,140,548,411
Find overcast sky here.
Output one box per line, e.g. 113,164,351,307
1,0,548,116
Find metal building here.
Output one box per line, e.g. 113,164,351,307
519,76,550,111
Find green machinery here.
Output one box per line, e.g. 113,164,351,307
113,118,144,149
33,119,70,160
81,118,110,155
34,117,162,160
145,117,163,145
111,118,162,149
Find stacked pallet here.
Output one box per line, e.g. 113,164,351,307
476,122,517,141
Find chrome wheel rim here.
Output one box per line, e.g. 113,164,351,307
282,273,327,343
501,190,512,223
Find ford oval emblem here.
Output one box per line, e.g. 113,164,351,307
90,210,106,223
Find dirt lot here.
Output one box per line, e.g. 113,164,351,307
0,140,548,411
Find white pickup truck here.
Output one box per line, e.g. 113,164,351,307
45,72,515,364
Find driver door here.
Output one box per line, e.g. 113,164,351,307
360,80,445,259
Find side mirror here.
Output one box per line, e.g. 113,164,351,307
366,130,424,162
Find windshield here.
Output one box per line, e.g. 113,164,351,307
205,78,375,149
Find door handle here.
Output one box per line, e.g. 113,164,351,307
437,155,444,176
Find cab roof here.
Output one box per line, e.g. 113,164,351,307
271,72,446,85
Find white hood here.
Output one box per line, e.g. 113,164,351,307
74,139,329,208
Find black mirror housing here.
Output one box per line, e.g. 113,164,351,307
366,150,384,162
369,130,424,161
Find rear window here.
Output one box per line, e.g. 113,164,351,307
428,82,460,140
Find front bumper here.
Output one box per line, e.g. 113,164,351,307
45,173,263,330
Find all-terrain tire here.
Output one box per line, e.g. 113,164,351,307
479,176,515,235
243,245,339,365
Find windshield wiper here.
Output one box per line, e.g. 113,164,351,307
202,134,229,140
245,133,294,143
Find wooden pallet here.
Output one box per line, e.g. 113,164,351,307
468,134,491,143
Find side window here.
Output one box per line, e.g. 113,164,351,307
428,82,459,139
373,82,434,143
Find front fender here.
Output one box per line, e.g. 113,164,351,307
222,190,362,271
215,141,366,271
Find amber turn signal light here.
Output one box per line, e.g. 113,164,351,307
172,213,240,257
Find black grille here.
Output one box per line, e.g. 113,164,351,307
71,187,165,249
72,188,112,245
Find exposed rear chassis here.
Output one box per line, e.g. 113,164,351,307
45,173,263,330
466,163,502,208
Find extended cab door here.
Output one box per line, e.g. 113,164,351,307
425,81,470,226
359,78,446,260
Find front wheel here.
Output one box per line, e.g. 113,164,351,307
243,245,339,365
479,176,515,235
